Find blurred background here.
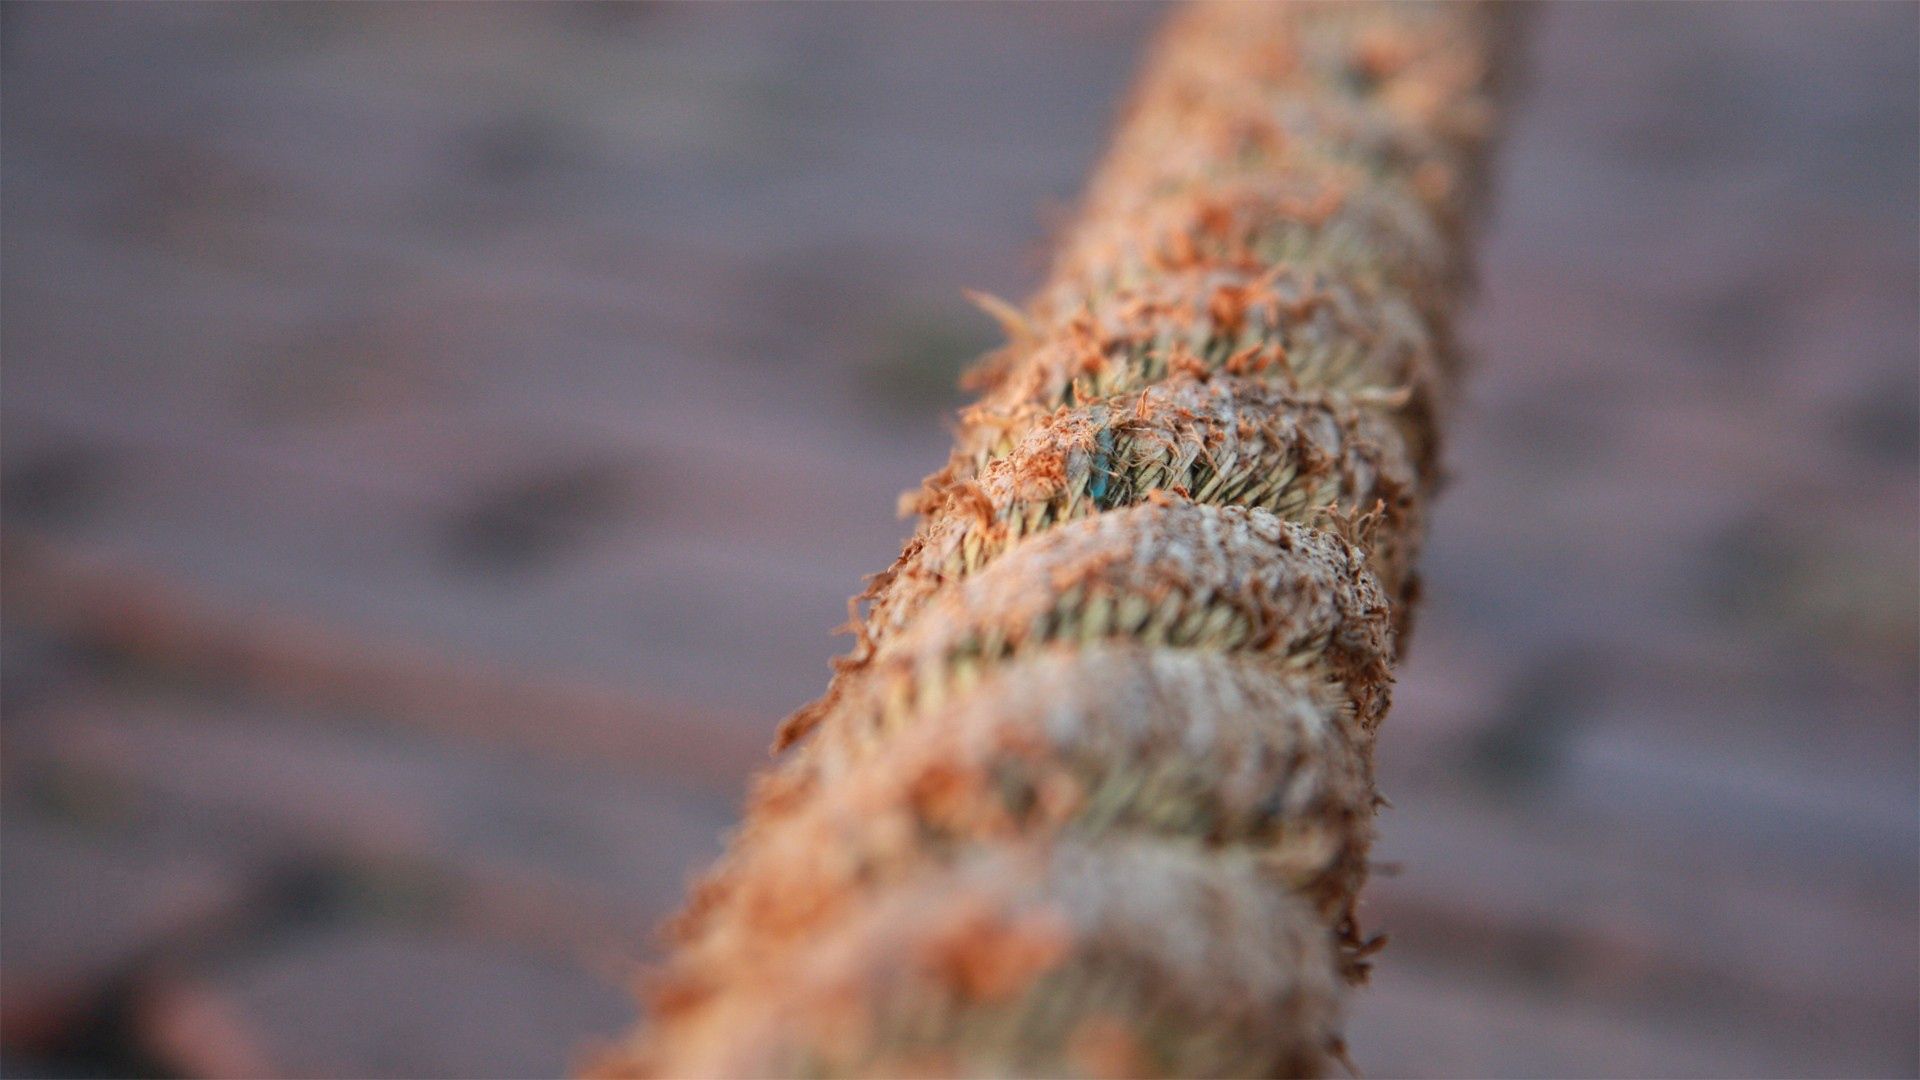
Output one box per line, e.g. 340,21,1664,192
2,3,1915,1077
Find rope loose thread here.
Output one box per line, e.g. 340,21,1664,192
595,3,1515,1075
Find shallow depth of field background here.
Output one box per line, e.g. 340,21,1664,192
3,4,1916,1077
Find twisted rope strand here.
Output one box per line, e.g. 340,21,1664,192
599,3,1514,1075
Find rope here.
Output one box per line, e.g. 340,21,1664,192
598,3,1515,1074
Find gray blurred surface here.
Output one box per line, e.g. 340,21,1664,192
3,4,1915,1077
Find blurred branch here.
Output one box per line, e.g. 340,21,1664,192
2,528,763,789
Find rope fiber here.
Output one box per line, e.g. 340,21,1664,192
597,3,1516,1074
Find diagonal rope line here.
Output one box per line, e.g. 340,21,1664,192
599,4,1518,1075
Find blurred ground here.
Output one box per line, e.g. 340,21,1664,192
2,3,1916,1077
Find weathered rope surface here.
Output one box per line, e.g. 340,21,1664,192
597,3,1514,1075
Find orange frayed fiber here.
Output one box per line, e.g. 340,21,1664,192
596,2,1515,1075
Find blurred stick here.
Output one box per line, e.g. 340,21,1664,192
2,528,762,786
601,3,1517,1076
